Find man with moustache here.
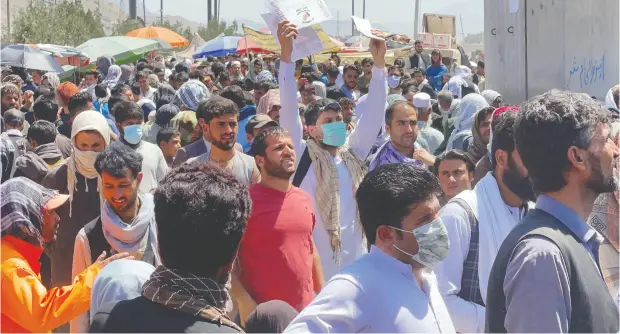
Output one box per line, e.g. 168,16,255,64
486,90,620,333
433,110,536,333
187,96,259,185
237,127,324,315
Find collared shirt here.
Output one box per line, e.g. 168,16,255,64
503,195,604,333
419,122,445,154
285,246,456,333
279,61,386,280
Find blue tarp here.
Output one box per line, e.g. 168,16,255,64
193,36,242,59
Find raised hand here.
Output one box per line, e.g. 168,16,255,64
369,39,387,69
277,20,298,63
94,251,134,269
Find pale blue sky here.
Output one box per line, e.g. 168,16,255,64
143,0,485,35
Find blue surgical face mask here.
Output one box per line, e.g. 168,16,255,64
321,121,347,147
387,75,401,89
123,124,143,145
417,121,427,129
391,218,450,267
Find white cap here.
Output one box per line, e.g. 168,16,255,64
412,92,431,109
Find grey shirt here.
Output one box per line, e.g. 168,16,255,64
503,195,603,333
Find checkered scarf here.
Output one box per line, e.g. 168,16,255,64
306,139,367,266
142,266,242,332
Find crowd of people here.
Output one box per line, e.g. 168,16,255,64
1,19,619,333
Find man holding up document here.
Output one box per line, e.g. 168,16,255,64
277,20,387,281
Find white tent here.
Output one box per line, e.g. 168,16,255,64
176,33,206,60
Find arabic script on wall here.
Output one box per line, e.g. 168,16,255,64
567,54,606,89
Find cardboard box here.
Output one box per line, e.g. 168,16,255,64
433,33,453,49
416,33,433,48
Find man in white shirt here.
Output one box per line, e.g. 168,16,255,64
137,71,157,100
277,21,387,280
433,110,536,333
110,100,168,194
413,93,444,154
285,163,455,333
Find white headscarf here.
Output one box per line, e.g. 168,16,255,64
103,65,122,90
606,85,619,111
481,90,501,106
67,110,110,216
446,93,489,150
445,65,472,98
42,72,60,88
90,259,155,321
312,81,327,99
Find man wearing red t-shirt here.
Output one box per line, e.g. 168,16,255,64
237,126,325,313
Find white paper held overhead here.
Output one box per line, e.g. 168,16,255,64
509,0,519,13
265,0,332,29
351,16,384,41
261,12,324,61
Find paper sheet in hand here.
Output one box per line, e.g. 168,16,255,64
262,12,324,61
265,0,332,29
509,0,519,13
351,16,384,41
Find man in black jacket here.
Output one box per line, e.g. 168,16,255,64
408,40,431,73
486,90,620,333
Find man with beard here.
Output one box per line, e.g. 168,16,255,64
486,90,620,333
236,127,324,318
433,110,536,333
187,96,259,185
71,145,160,333
340,64,361,101
277,21,387,280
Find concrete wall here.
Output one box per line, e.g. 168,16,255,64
485,0,619,104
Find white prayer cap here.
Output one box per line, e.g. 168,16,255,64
412,93,431,109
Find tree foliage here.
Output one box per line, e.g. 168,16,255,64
112,19,192,41
197,19,239,42
10,0,105,46
463,32,484,44
111,19,144,36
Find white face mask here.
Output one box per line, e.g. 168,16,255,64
74,149,100,178
391,218,450,267
388,75,401,89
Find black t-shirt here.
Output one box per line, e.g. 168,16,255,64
90,296,240,333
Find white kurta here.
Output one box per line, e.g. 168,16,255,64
285,246,456,333
278,60,387,280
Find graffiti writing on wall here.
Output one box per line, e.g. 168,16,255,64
567,54,606,89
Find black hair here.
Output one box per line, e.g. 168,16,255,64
412,68,425,76
357,163,440,245
94,84,108,99
27,120,57,145
304,98,340,126
67,92,92,117
84,69,99,78
107,94,128,118
112,100,143,124
491,110,518,169
256,80,276,92
211,62,225,77
136,70,151,80
33,96,59,122
250,126,289,157
385,101,416,125
218,71,230,84
388,65,403,76
157,127,180,146
189,70,204,82
155,103,180,126
153,67,164,74
177,71,190,84
110,84,131,96
95,143,143,179
155,94,175,111
243,91,255,106
399,79,417,93
433,149,475,175
515,89,609,193
342,64,359,76
331,54,341,66
33,85,54,102
244,78,255,91
130,81,141,96
136,62,151,72
326,87,347,100
394,59,406,68
154,162,251,276
338,97,354,107
477,60,485,69
361,57,374,67
327,65,340,78
200,96,239,123
3,109,24,127
230,80,246,90
476,106,495,125
220,85,246,109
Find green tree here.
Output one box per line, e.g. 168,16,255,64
11,0,105,46
111,18,144,36
197,19,239,42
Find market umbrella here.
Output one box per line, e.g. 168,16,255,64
0,44,64,72
77,36,161,64
35,44,91,67
126,26,190,48
236,36,274,55
193,36,242,59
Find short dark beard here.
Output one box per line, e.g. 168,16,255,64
264,158,294,180
212,138,235,151
502,156,536,202
586,152,617,194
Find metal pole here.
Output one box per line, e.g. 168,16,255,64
413,0,420,38
214,0,218,23
143,0,147,26
351,0,354,36
6,0,10,41
363,0,365,19
216,0,220,23
160,0,163,24
207,0,212,23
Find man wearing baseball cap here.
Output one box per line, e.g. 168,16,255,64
245,114,278,153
